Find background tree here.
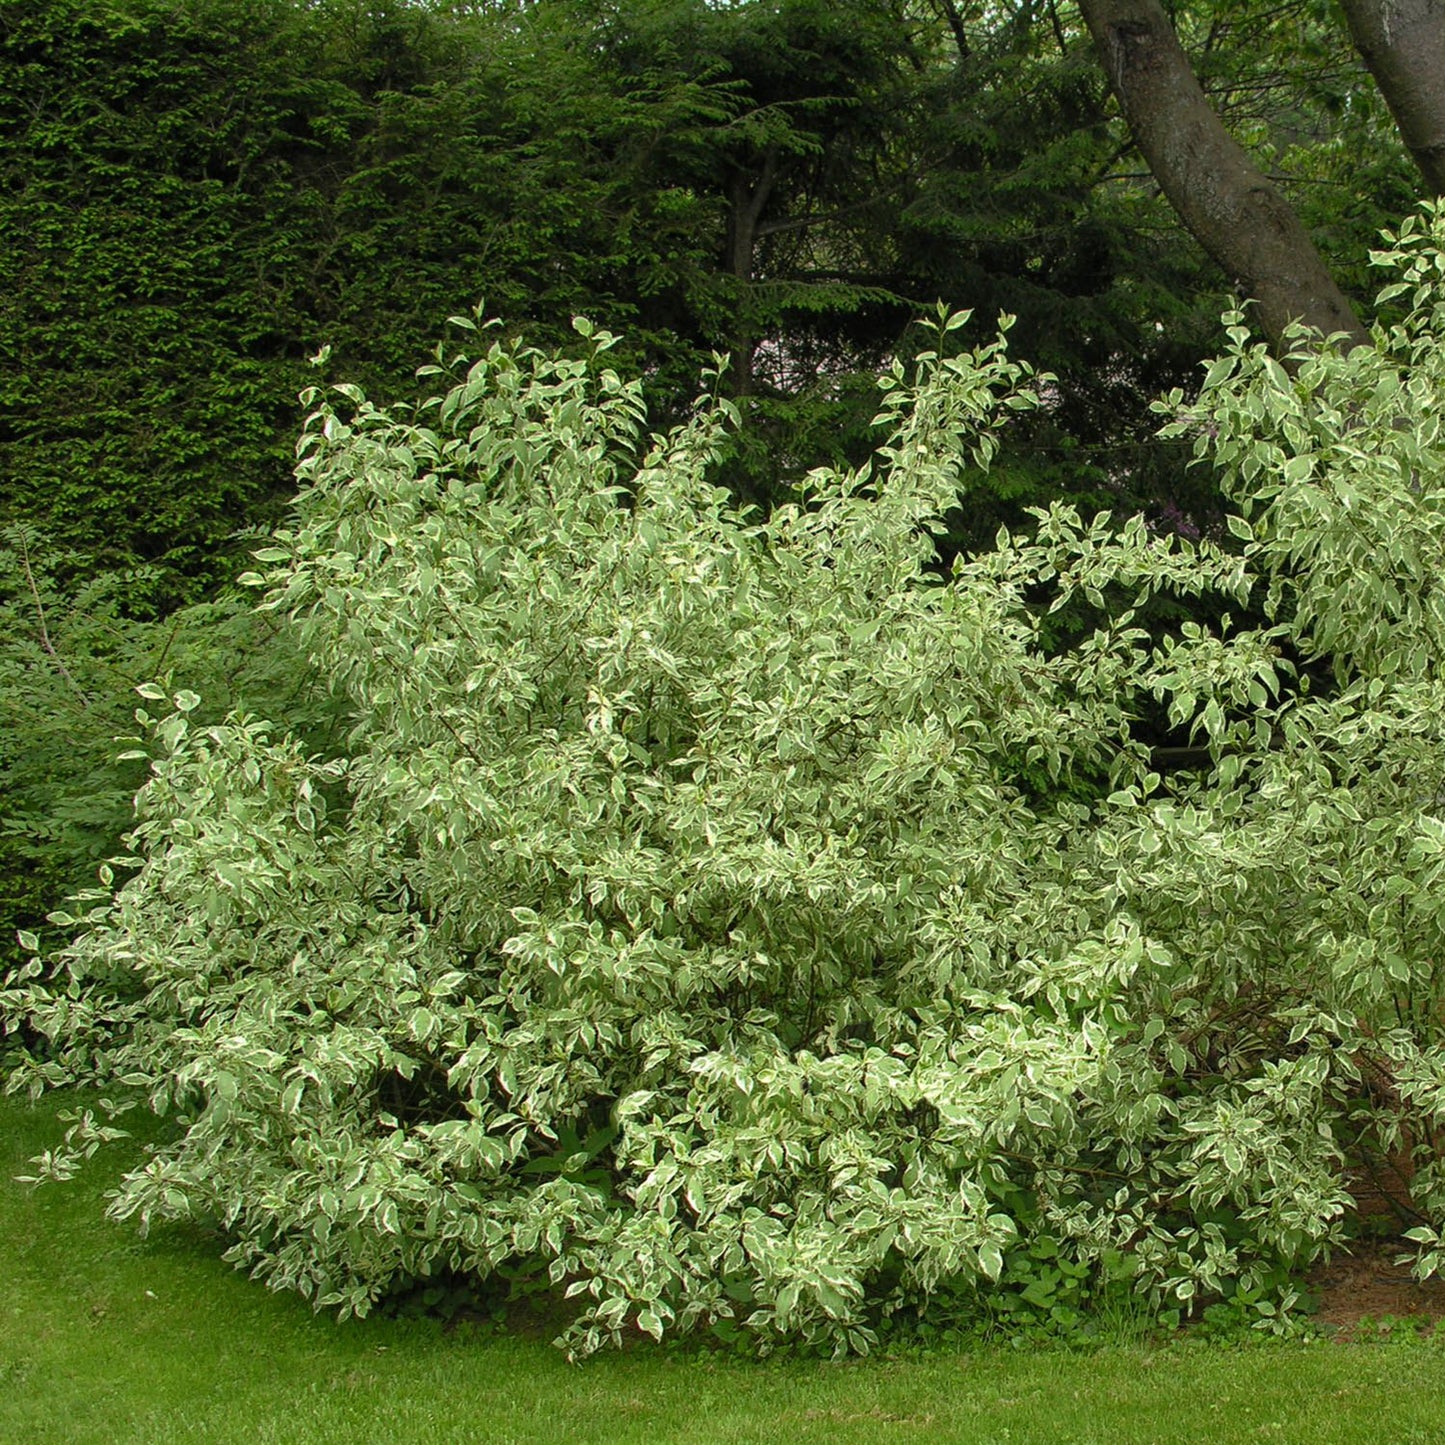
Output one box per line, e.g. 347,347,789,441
1075,0,1368,347
1338,0,1445,196
5,0,1422,588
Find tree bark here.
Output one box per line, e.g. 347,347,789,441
934,0,971,61
1075,0,1370,351
724,147,780,396
1339,0,1445,195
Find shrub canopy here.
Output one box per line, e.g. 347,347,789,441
11,213,1445,1356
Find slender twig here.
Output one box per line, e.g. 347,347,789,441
16,532,89,708
149,610,186,679
754,192,897,241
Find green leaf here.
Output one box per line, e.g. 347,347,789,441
978,1242,1005,1281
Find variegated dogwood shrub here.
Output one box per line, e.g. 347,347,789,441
11,214,1445,1354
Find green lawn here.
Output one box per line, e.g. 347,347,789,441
5,1095,1445,1445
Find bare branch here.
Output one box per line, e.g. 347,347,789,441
15,532,89,708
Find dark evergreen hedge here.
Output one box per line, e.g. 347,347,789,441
0,0,703,604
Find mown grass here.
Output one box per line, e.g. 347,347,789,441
5,1094,1445,1445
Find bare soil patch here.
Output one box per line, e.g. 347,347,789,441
1309,1243,1445,1339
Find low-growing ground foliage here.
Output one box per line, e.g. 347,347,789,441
11,208,1445,1358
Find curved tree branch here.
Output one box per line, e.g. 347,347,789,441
1074,0,1369,351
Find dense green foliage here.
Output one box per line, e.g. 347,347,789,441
5,0,338,594
5,0,1412,599
5,0,1445,1363
12,216,1445,1356
0,528,342,977
4,0,1417,967
0,0,715,598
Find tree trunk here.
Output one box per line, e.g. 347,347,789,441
1339,0,1445,195
724,147,780,397
1076,0,1370,351
934,0,972,61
